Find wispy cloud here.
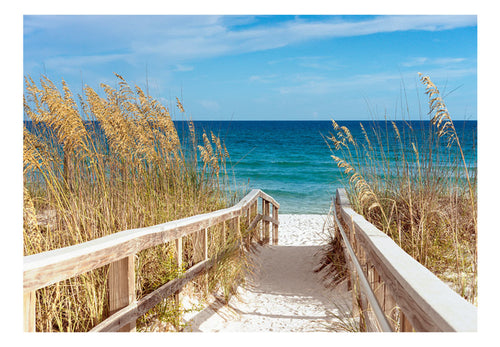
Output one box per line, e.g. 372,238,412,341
433,57,468,65
276,67,476,96
276,71,405,95
44,53,130,67
402,56,468,67
134,15,476,61
25,15,476,70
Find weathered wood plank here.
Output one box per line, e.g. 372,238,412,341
174,237,183,330
234,216,241,239
261,214,279,226
91,301,138,332
23,291,36,332
383,286,399,331
272,206,279,245
248,214,263,232
336,188,477,332
108,255,136,332
263,200,270,243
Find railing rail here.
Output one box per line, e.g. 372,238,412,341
332,201,392,332
333,188,477,332
23,189,279,332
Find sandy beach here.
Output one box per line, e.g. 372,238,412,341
181,214,352,332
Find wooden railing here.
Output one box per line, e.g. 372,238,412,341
23,189,279,332
332,188,477,332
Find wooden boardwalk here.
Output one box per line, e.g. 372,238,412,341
23,189,477,332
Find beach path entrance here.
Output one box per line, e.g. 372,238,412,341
183,215,352,332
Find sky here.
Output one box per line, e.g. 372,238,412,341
23,14,477,121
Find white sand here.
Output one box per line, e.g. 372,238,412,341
182,214,352,332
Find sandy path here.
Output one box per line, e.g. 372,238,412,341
183,214,352,332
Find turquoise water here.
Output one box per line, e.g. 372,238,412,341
179,121,477,214
24,120,477,214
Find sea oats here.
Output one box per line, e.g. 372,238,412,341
24,74,235,330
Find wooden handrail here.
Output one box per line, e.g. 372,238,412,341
23,189,279,332
334,188,477,332
24,189,277,293
332,202,392,332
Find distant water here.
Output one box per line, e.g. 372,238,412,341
178,120,477,214
24,120,477,214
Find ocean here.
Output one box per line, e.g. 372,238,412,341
179,120,477,214
24,119,477,215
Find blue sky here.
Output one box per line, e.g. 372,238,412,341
23,14,477,120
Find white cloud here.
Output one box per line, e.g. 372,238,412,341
276,69,475,96
433,57,467,65
44,53,130,67
417,67,477,80
402,56,468,67
42,15,475,63
24,15,477,77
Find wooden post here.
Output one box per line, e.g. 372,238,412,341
272,205,279,245
108,255,136,332
192,229,207,263
368,265,387,332
203,228,208,260
23,291,36,332
263,200,270,243
245,208,251,245
372,268,385,314
201,228,209,295
400,312,413,332
383,287,398,331
234,216,241,239
349,269,361,327
252,201,258,241
176,238,183,272
174,238,183,330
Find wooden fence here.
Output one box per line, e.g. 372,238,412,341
332,188,477,332
23,189,279,332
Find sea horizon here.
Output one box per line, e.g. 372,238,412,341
24,119,477,215
174,120,477,214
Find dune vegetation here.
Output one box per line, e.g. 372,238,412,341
327,74,477,304
23,73,246,331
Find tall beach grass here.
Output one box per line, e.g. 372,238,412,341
23,73,246,331
327,74,477,304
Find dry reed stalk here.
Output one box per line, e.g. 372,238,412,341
23,74,243,331
327,74,477,303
